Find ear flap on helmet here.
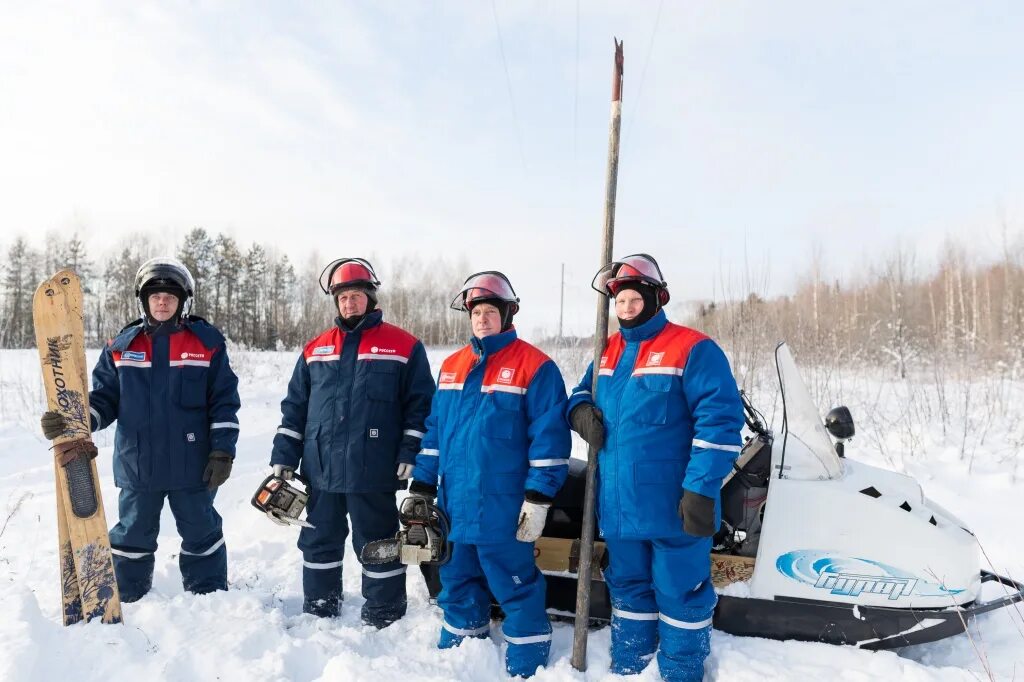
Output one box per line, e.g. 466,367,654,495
658,288,670,306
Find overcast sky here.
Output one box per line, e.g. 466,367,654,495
2,1,1022,337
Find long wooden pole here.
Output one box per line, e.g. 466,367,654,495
571,37,623,672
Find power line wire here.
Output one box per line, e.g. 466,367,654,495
624,0,665,148
490,0,527,170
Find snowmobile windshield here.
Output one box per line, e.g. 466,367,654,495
776,343,843,480
591,254,667,296
450,271,520,311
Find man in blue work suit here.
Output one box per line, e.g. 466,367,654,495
41,257,241,602
409,271,571,678
269,258,435,627
566,254,744,682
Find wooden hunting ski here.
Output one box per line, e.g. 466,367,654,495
33,269,122,625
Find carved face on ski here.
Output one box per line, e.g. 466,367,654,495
336,289,369,319
148,292,180,322
615,288,645,322
471,302,502,339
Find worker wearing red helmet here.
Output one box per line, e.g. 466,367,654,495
409,271,571,678
566,254,744,682
269,258,435,627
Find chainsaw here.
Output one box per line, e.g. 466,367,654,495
361,496,451,566
251,473,314,528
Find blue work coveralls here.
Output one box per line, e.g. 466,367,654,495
567,310,744,682
412,328,570,678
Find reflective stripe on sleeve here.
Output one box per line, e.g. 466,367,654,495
404,429,425,438
692,438,742,453
211,422,239,430
419,448,439,457
530,459,569,467
277,427,303,441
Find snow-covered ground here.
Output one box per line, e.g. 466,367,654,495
0,347,1021,681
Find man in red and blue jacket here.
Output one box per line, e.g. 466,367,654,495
269,258,435,627
41,257,241,602
567,254,744,682
410,271,570,679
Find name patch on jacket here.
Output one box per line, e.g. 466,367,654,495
122,351,146,361
312,346,335,355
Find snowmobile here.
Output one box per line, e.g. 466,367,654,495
423,342,1024,650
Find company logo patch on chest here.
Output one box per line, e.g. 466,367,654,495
647,351,665,366
496,367,515,384
369,428,379,438
312,345,335,355
600,355,608,367
186,433,196,442
122,351,147,361
440,372,457,384
370,346,396,354
180,351,206,360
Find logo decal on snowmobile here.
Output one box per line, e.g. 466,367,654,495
776,550,964,600
122,351,146,361
312,346,334,355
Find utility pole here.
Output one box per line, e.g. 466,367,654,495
571,38,623,672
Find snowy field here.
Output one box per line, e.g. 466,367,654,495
0,346,1022,681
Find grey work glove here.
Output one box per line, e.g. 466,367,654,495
273,464,294,480
203,450,233,490
569,403,605,451
515,490,553,543
678,489,717,537
41,410,67,440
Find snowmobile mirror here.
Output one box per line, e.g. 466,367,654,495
824,406,855,441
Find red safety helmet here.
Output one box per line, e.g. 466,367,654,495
318,258,381,296
591,253,670,306
450,271,520,314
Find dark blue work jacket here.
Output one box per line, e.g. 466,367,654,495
270,311,435,493
90,317,241,491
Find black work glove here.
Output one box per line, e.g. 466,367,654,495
678,490,716,537
408,480,437,502
203,450,233,490
41,410,67,440
569,403,605,451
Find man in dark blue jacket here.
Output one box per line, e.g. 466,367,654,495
40,257,240,602
269,258,435,627
566,254,744,682
410,271,570,678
